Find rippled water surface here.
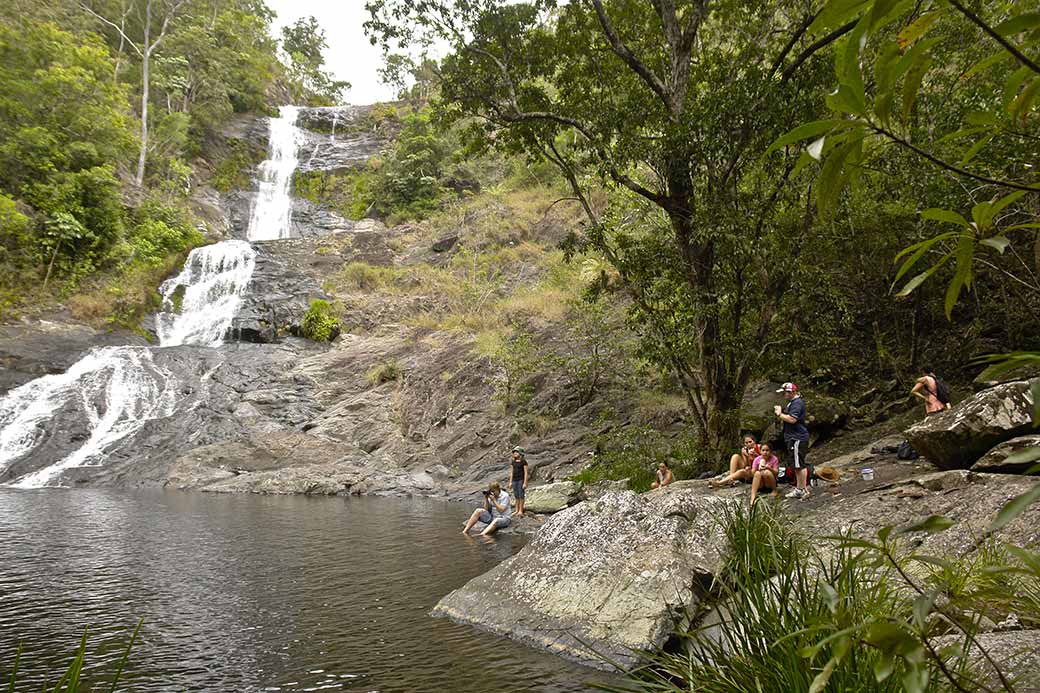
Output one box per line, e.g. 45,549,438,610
0,490,612,692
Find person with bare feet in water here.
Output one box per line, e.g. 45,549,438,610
462,482,511,536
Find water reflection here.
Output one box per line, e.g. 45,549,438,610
0,490,608,692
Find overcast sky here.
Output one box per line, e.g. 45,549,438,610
265,0,397,105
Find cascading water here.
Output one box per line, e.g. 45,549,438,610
0,106,301,487
156,240,256,347
0,348,178,487
248,105,301,241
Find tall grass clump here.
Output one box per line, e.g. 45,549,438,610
5,620,140,692
598,491,1040,693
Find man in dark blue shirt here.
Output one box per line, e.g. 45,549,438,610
774,382,810,499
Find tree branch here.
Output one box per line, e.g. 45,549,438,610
873,125,1040,192
780,19,857,83
587,0,674,114
948,0,1040,76
81,3,143,57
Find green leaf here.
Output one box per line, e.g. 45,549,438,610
960,134,995,166
874,42,903,124
920,208,969,227
991,483,1040,531
874,654,896,682
870,0,913,30
902,664,930,693
817,136,863,216
1008,223,1040,231
899,515,955,534
900,39,940,124
963,49,1010,80
971,200,993,230
995,13,1040,36
1004,447,1040,465
979,236,1010,253
1010,78,1040,122
898,10,944,48
911,592,935,629
865,621,911,651
910,554,955,570
895,257,948,297
838,15,870,105
827,83,868,116
964,110,1001,126
1004,66,1032,112
810,0,871,35
1032,378,1040,424
765,120,851,155
992,190,1028,216
944,233,975,318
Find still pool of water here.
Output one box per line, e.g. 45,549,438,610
0,490,614,692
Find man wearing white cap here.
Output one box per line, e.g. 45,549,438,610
774,382,810,499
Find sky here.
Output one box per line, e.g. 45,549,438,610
265,0,397,105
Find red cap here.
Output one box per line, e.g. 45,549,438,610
775,382,798,393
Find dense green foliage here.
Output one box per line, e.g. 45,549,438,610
299,299,340,342
0,1,343,327
281,16,349,105
292,106,478,224
366,0,1040,455
571,425,711,492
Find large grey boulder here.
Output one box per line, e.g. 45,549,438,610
433,490,735,668
906,379,1036,470
524,480,581,513
971,435,1040,474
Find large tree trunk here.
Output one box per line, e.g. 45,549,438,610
134,0,152,187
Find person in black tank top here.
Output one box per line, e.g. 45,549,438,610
509,446,529,515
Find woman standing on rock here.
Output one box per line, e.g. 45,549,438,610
508,446,528,516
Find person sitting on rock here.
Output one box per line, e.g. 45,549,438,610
651,462,674,489
718,434,761,480
462,482,512,536
748,442,780,506
508,446,529,516
911,368,952,417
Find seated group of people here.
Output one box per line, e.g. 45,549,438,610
708,435,781,505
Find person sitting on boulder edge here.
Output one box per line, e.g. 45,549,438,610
911,368,951,417
775,382,811,500
462,482,512,536
749,442,779,506
718,434,760,480
651,462,674,489
508,446,529,516
709,451,758,488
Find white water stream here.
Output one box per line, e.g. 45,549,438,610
248,105,301,241
0,107,303,487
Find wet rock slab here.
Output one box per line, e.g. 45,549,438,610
434,490,735,668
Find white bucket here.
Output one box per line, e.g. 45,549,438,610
861,468,875,482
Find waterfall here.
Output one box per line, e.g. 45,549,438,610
0,347,178,487
156,240,256,347
0,107,303,487
248,105,301,241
